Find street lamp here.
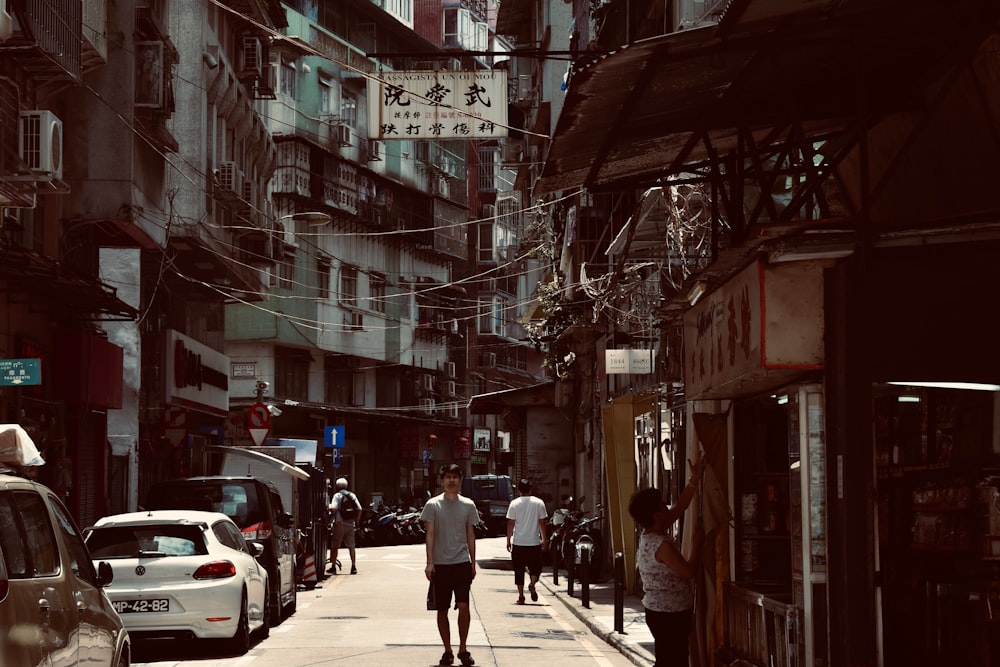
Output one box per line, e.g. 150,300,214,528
279,211,332,226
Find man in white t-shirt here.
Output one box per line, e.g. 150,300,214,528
505,478,548,604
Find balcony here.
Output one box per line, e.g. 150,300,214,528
1,0,82,82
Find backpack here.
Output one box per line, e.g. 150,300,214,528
338,490,361,521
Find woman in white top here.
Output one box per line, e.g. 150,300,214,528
628,457,703,667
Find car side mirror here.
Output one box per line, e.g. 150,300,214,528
248,541,265,557
277,512,294,529
97,561,114,588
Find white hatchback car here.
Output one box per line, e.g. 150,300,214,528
84,510,269,655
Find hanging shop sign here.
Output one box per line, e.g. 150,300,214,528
368,70,508,140
165,330,230,416
0,358,40,386
683,259,825,400
605,349,653,374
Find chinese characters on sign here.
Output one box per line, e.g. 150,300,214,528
368,70,508,140
604,349,653,374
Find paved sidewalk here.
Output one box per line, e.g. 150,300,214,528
479,552,656,667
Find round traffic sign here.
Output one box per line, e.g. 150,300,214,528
248,402,270,430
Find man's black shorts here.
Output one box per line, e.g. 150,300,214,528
432,562,473,610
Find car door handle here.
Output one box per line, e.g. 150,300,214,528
75,591,85,611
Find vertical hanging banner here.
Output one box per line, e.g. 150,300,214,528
368,70,508,140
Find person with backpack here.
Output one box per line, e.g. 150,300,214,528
329,477,362,575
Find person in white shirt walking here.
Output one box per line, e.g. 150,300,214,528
328,477,362,575
505,478,548,604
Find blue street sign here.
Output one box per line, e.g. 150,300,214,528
324,425,346,449
333,448,341,469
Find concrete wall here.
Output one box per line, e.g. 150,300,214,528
523,405,573,512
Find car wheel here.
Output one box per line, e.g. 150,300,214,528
268,576,283,627
226,591,250,656
284,581,297,618
257,591,271,640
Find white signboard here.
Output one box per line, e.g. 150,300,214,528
605,349,653,374
165,330,230,416
368,70,508,140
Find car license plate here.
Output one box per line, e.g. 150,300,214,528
113,599,169,613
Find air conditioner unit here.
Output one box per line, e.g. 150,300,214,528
241,36,263,76
336,124,352,147
482,204,496,220
445,361,456,378
441,157,455,179
255,65,277,98
447,404,460,419
450,319,459,334
432,176,449,198
420,398,436,415
367,139,382,161
486,352,497,368
422,374,435,392
217,161,243,198
445,380,456,397
19,111,63,180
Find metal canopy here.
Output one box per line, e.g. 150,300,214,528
535,0,1000,196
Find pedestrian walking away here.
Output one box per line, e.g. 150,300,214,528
627,454,705,667
505,478,548,604
420,463,480,667
329,477,362,575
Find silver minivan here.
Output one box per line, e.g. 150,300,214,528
0,470,130,666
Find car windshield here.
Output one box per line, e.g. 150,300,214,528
86,524,208,558
147,482,262,529
462,477,512,500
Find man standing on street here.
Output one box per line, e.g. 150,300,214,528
421,463,480,667
329,477,362,575
505,478,548,604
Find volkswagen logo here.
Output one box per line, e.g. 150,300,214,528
135,565,146,576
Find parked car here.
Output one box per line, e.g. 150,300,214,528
0,440,130,666
144,476,296,625
84,509,269,655
461,475,514,535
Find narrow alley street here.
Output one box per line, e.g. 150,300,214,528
131,537,646,667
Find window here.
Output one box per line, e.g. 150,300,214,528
49,496,97,583
318,257,331,299
276,247,295,289
478,221,494,264
275,347,310,401
443,7,473,49
319,75,333,116
340,265,358,307
280,60,295,98
385,0,413,26
369,275,386,313
341,92,358,128
478,296,508,337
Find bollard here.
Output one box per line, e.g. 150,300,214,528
614,552,625,633
567,537,575,597
552,543,559,586
580,547,590,608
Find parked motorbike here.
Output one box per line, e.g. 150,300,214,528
562,506,604,582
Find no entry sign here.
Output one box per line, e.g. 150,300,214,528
247,402,271,446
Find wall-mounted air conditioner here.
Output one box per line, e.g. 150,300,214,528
19,111,63,180
432,176,449,198
420,398,436,415
367,139,382,161
445,361,456,378
486,352,497,368
337,124,352,147
516,74,533,103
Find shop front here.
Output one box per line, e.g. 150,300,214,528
682,258,828,667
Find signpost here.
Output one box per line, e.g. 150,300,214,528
247,401,271,446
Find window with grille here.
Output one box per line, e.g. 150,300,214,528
340,265,358,307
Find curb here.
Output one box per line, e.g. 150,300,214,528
538,578,654,667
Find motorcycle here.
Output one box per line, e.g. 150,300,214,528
560,505,604,583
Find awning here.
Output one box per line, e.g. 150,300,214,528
468,382,556,414
0,248,138,320
536,0,1000,195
